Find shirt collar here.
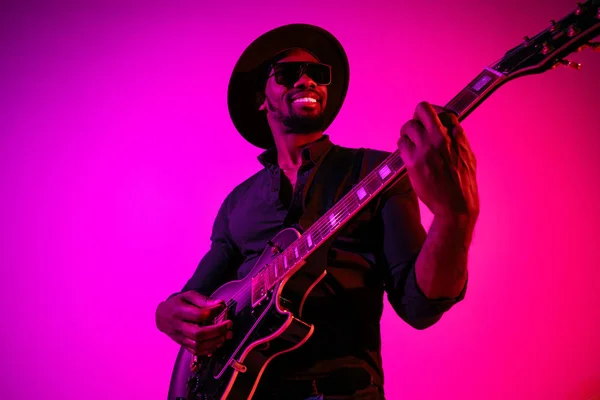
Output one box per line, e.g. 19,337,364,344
257,135,333,170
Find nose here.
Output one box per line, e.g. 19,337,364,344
293,72,317,89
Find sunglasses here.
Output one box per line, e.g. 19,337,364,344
268,62,332,87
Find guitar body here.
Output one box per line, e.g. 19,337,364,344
168,228,330,400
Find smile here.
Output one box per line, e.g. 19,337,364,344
292,97,318,103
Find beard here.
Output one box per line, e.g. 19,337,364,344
282,111,326,134
267,97,326,134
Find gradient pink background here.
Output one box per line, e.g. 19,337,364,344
2,1,599,399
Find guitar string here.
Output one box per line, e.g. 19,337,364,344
218,155,402,308
211,199,360,322
211,152,406,322
210,72,485,322
213,152,407,319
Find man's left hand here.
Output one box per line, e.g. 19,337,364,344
397,101,480,223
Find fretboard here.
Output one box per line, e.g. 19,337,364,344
250,65,508,305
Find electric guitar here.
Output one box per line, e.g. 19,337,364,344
168,2,599,399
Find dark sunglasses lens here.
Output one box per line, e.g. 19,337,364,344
274,64,302,86
305,64,331,85
273,63,331,86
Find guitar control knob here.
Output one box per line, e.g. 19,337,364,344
550,20,559,32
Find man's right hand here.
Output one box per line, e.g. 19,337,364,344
156,291,233,356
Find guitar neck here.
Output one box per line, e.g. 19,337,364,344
249,65,510,296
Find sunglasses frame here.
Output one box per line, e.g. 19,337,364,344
267,61,332,87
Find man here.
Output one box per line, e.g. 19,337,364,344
156,24,479,399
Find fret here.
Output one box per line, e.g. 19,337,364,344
327,208,344,228
283,252,290,270
316,220,330,239
276,257,284,278
377,164,393,181
365,176,382,194
254,0,599,298
311,228,322,245
355,185,369,202
266,264,275,286
446,67,505,117
389,153,404,171
300,238,310,254
344,191,361,212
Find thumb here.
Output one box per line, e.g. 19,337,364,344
183,290,225,309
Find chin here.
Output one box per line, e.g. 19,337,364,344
283,114,325,134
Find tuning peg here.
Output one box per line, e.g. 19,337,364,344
557,59,582,70
542,42,554,55
577,42,600,52
575,2,586,15
568,24,581,37
586,42,600,52
549,20,560,32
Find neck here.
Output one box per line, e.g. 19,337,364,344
271,131,323,170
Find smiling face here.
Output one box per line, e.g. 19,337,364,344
259,49,328,135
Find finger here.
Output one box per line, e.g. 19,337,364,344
180,337,200,355
181,320,232,343
413,101,446,138
437,112,462,141
400,119,427,148
174,303,214,324
198,303,228,324
430,104,458,118
175,301,225,325
397,132,415,166
182,290,225,309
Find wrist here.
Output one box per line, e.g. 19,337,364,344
432,212,477,239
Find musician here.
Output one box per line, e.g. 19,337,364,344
155,24,479,399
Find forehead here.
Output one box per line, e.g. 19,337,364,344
274,48,319,64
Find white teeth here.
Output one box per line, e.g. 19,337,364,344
293,97,318,103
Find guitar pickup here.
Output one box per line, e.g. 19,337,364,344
251,271,268,307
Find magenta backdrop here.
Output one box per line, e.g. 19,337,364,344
2,1,599,399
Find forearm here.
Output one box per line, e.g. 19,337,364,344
415,213,475,299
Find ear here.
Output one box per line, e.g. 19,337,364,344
256,92,266,111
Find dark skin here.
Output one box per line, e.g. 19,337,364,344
155,291,232,356
155,48,479,355
258,50,328,189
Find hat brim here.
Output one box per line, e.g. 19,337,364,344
227,23,349,149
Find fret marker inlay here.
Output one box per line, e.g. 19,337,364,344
357,187,367,201
307,235,313,247
472,75,492,91
379,165,391,180
329,213,338,227
294,247,299,258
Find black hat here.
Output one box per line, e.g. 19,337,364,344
227,23,350,149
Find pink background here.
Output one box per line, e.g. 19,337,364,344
2,0,599,399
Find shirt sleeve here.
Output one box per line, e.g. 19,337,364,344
375,175,467,330
169,193,243,299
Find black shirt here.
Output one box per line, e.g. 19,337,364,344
174,135,466,395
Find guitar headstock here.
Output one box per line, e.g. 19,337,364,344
492,0,599,78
